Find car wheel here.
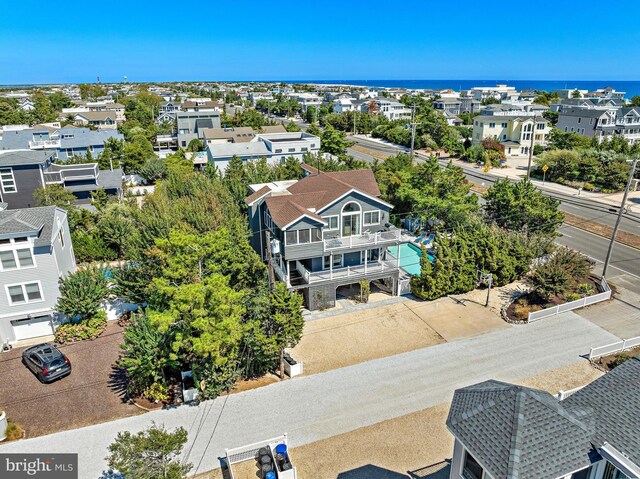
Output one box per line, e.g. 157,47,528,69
37,373,45,383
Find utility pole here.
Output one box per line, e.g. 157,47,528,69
526,115,537,179
410,104,420,159
603,158,638,278
353,107,357,136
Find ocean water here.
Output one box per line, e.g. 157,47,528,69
292,80,640,97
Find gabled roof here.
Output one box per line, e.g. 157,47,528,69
250,165,387,229
245,185,272,205
75,111,116,122
564,358,640,467
448,359,640,479
0,206,64,246
447,381,595,479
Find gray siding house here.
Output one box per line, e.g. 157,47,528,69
246,164,402,310
177,111,221,149
446,358,640,479
0,206,76,344
0,150,123,209
0,126,124,162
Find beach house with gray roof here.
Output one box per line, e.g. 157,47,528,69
0,205,75,344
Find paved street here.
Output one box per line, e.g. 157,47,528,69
0,312,617,478
556,224,640,294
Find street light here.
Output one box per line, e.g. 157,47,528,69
602,157,638,278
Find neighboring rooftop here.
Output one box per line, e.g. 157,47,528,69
448,358,640,479
0,206,63,246
0,150,52,166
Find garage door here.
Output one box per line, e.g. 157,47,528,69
10,316,54,341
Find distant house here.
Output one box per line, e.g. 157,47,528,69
287,93,323,113
0,206,76,344
18,98,35,111
202,125,286,147
0,150,123,209
442,110,463,126
157,101,181,124
0,126,124,162
472,115,551,157
74,111,117,130
333,97,355,113
246,164,402,310
363,98,412,121
447,358,640,479
176,111,222,149
181,100,223,112
557,106,640,144
206,131,320,172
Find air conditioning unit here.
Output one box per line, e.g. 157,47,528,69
1,340,12,353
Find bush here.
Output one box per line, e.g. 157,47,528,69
608,353,631,370
145,382,169,403
565,292,582,302
5,421,25,441
54,311,107,344
577,283,595,296
512,303,543,321
56,267,110,321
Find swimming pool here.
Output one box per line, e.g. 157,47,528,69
387,242,434,276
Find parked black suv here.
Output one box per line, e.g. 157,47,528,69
22,343,71,383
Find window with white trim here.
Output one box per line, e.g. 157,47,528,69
324,216,338,230
363,211,380,225
0,167,17,193
6,282,43,305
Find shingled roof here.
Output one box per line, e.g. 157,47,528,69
0,206,63,246
247,164,388,229
448,358,640,479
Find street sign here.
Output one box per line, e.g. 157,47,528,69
542,164,549,172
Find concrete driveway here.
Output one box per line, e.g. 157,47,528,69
0,322,140,437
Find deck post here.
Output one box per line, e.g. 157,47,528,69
330,254,333,280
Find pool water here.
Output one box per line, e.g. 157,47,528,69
387,242,434,276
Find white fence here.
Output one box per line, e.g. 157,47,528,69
527,276,611,322
588,336,640,360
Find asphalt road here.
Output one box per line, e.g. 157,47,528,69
556,224,640,294
0,313,618,478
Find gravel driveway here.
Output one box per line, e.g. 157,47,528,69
0,322,141,438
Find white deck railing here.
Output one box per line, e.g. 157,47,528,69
323,229,401,252
296,259,399,284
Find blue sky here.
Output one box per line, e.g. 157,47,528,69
2,0,640,84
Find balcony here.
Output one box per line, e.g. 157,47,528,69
295,259,399,285
323,229,401,252
44,163,99,184
29,139,61,149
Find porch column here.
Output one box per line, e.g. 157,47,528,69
330,254,333,280
286,260,291,288
365,252,368,274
